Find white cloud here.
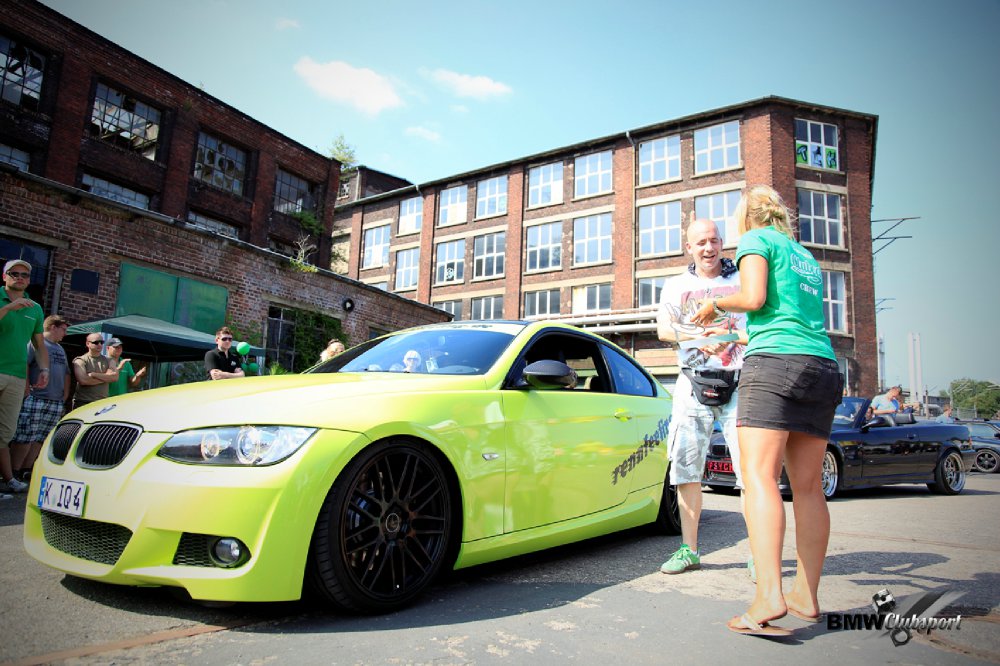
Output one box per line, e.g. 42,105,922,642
424,68,512,100
450,104,470,114
405,126,441,142
275,18,300,30
293,57,403,115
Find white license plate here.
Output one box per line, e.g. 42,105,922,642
38,476,88,517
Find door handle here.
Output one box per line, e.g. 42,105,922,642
614,408,633,421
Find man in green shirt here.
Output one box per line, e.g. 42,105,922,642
0,259,49,494
106,338,146,397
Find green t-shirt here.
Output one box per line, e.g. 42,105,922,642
0,287,45,378
108,360,135,397
735,227,835,360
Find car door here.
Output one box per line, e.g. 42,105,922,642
500,332,643,533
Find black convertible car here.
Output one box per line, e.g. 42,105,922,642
703,396,975,498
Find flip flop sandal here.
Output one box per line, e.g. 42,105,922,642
727,613,792,637
787,608,822,623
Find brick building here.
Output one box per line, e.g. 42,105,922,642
334,98,879,396
0,0,447,376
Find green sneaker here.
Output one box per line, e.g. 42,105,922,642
660,544,701,574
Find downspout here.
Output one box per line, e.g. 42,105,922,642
624,130,637,354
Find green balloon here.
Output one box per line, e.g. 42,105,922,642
248,362,259,373
236,341,251,355
241,363,249,372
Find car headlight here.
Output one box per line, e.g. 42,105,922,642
158,426,317,466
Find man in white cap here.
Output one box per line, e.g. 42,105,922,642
0,259,48,495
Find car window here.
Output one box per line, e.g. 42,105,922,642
966,423,999,438
510,331,608,390
833,398,863,426
602,344,656,397
312,328,515,375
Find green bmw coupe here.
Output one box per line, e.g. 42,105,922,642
25,320,679,613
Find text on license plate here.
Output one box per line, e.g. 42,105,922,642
38,476,87,517
707,461,733,474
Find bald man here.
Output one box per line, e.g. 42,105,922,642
656,218,748,574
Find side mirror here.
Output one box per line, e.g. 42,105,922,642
523,360,577,390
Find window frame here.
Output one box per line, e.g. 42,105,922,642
436,299,463,320
273,168,315,215
361,224,391,269
637,201,682,257
193,131,248,196
470,294,504,320
638,135,681,185
795,118,840,171
394,247,420,291
525,221,562,273
574,150,613,198
90,81,162,160
438,185,468,227
797,189,844,248
822,270,847,333
0,143,29,171
0,34,46,111
398,196,423,235
693,120,741,175
694,190,742,247
637,276,667,308
435,238,466,285
527,162,564,208
473,231,506,279
475,176,508,218
572,283,612,314
573,213,613,266
524,289,560,318
81,173,150,209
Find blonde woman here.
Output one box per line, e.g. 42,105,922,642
691,185,842,637
320,339,346,363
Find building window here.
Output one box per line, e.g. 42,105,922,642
798,189,843,247
436,299,463,320
638,201,682,257
638,135,680,185
572,283,612,313
395,247,419,291
193,132,247,196
476,176,507,218
573,213,612,265
528,162,563,207
795,118,839,170
822,270,846,333
90,82,161,160
337,179,351,199
398,196,422,235
81,173,149,209
435,239,465,284
439,185,468,226
265,305,342,373
575,150,612,198
0,143,29,171
187,211,239,239
694,190,741,245
694,120,740,174
473,232,505,279
268,237,297,257
0,35,45,111
524,289,560,318
361,225,390,269
274,169,315,214
371,281,388,291
637,277,667,307
471,295,503,320
525,221,562,272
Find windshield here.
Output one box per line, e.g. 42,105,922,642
309,327,516,376
833,397,865,428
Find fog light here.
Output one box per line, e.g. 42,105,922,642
211,537,246,567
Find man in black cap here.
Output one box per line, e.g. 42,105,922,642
106,337,146,397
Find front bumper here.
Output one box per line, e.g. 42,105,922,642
24,425,367,602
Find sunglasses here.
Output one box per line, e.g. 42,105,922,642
6,271,30,279
404,357,420,362
88,340,104,345
219,337,233,341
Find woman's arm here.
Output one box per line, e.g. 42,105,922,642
691,254,768,326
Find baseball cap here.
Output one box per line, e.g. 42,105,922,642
107,337,123,347
4,259,31,274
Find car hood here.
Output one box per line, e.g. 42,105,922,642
66,373,488,432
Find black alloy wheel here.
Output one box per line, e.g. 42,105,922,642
928,450,967,495
974,449,1000,474
308,440,452,613
653,464,682,535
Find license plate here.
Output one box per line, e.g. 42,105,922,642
38,476,87,517
707,461,733,474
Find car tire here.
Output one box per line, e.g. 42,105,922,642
308,440,453,613
928,450,967,495
821,449,841,500
652,464,682,535
974,449,1000,474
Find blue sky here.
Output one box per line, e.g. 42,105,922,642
42,0,999,396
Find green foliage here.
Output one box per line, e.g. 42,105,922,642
289,258,318,273
266,361,290,375
328,133,358,171
948,378,1000,418
292,309,344,370
290,210,323,237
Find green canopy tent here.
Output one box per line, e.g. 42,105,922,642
65,315,264,362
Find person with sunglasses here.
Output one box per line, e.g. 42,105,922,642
0,259,49,495
204,326,245,381
72,333,118,409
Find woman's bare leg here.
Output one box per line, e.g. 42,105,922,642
783,432,830,617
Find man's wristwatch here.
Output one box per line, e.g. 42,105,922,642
712,299,726,316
